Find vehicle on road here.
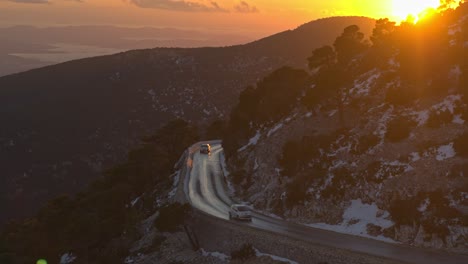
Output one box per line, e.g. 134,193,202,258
200,144,211,154
229,204,252,221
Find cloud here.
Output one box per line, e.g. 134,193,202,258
4,0,82,3
129,0,228,12
234,1,258,13
5,0,50,3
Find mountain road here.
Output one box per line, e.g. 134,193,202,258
184,142,468,264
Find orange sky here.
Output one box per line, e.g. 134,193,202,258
0,0,446,37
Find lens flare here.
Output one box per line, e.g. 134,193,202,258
392,0,441,23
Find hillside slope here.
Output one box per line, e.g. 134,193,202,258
0,17,375,227
224,4,468,252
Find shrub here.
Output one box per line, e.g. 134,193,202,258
426,76,451,98
385,115,416,142
154,203,191,232
285,175,311,207
351,134,380,155
454,132,468,157
416,140,437,153
279,140,303,177
388,197,421,226
386,86,418,106
425,190,463,220
426,110,453,128
279,134,336,178
231,169,247,185
231,243,256,261
320,168,353,200
362,161,383,183
421,219,450,241
331,167,355,187
448,164,468,179
321,184,346,200
205,120,226,140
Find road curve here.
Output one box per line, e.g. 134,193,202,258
185,142,468,264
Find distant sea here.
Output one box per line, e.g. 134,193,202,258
10,43,126,64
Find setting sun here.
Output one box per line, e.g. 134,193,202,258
392,0,441,22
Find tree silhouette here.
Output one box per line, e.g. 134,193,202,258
304,25,368,125
370,18,397,61
334,25,368,65
307,45,336,70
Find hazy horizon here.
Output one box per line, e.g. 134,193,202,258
0,0,446,34
0,0,461,76
0,24,260,77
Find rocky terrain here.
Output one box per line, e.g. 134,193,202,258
225,3,468,253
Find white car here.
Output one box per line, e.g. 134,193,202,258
229,204,252,221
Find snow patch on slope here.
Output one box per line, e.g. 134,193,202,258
200,248,230,262
418,198,431,212
453,114,465,124
130,196,142,207
238,130,261,152
413,110,430,126
411,95,462,126
410,152,421,162
255,248,298,264
308,199,396,243
436,143,456,161
376,107,394,139
349,69,381,97
267,123,284,137
433,95,461,114
60,253,77,264
168,170,181,199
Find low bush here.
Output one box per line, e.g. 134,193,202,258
231,169,247,185
205,120,226,140
426,110,453,128
385,115,416,142
231,243,256,261
285,175,310,207
321,184,346,200
279,134,337,178
386,86,418,106
390,189,464,240
388,197,421,226
424,190,463,220
454,132,468,157
320,168,353,200
154,203,191,232
421,219,450,241
362,161,383,183
448,164,468,179
279,140,304,177
416,140,437,153
351,134,380,155
331,167,356,186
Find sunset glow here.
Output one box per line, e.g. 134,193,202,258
0,1,462,35
392,0,441,23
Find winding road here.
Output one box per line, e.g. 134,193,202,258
185,142,468,264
